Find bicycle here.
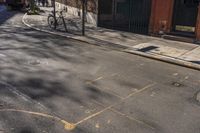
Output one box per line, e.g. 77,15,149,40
47,9,68,32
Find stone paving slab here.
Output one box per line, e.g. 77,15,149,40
132,43,189,57
179,47,200,64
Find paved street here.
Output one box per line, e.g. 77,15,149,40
0,10,200,133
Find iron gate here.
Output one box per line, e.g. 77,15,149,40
98,0,152,35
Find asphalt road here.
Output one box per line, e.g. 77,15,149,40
0,10,200,133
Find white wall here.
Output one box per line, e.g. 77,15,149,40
55,2,97,25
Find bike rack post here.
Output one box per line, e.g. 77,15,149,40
82,0,86,36
53,0,56,29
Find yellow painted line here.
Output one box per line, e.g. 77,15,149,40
85,76,103,84
94,77,103,81
110,108,155,130
75,104,114,125
86,73,119,84
0,109,75,131
75,83,155,126
93,100,154,129
125,83,156,99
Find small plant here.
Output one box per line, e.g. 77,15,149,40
27,0,40,15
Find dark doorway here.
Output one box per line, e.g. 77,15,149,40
172,0,199,34
98,0,152,35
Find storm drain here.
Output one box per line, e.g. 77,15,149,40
138,46,158,52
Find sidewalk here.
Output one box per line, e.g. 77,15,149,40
23,7,200,70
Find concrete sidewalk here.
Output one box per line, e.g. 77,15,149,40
23,7,200,70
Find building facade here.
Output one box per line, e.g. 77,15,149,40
56,0,200,40
150,0,200,40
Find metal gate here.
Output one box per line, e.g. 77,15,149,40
98,0,152,35
172,0,199,33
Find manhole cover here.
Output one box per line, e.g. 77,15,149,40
172,82,182,87
138,46,158,52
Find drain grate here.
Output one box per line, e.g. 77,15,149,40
138,46,158,52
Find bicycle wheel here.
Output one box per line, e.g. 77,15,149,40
48,15,56,29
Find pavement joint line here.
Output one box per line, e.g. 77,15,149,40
74,83,155,126
109,108,155,129
124,83,156,99
0,81,47,110
85,73,119,85
86,82,124,99
0,109,75,131
176,45,200,58
85,76,103,84
92,100,155,129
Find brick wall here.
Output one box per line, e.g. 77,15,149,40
196,4,200,40
149,0,174,34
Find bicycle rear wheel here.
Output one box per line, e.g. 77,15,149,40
48,15,56,29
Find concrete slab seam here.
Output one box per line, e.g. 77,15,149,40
74,83,155,126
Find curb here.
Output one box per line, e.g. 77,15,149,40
22,13,200,71
124,49,200,71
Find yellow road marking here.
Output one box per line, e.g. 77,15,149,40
86,73,119,84
125,83,156,99
0,109,75,131
0,83,156,131
93,100,155,129
85,77,103,84
110,108,155,129
75,83,156,126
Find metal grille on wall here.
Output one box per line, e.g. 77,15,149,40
98,0,152,35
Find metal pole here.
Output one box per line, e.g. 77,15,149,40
53,0,56,29
82,0,85,36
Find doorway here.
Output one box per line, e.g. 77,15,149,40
172,0,199,34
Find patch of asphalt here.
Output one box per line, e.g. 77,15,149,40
22,13,200,71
